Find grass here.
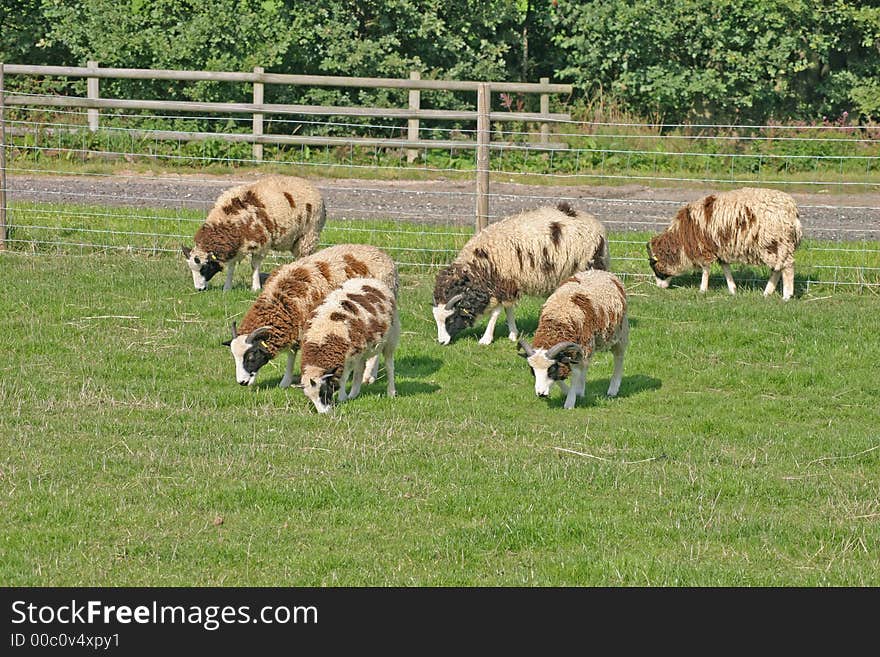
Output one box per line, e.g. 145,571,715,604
1,240,879,586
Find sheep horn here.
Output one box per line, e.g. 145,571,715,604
546,341,584,360
444,293,464,310
517,339,535,357
181,244,192,258
230,322,238,339
246,325,272,343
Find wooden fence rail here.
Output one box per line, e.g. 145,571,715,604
0,62,573,243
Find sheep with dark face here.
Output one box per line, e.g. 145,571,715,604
647,187,802,300
518,269,628,410
182,175,326,291
222,244,397,388
432,203,609,345
299,278,400,414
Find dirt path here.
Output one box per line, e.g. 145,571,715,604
8,172,880,240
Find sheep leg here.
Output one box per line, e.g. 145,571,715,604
563,376,580,410
720,263,737,294
782,265,795,301
383,345,396,398
478,305,503,345
505,305,518,341
764,270,782,297
250,255,264,291
699,266,711,293
362,355,379,384
348,358,367,401
279,349,297,388
337,364,353,402
608,343,626,397
223,261,237,292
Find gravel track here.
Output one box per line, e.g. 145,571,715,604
8,172,880,240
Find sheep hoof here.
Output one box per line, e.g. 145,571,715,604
478,336,493,345
362,376,376,385
508,332,518,342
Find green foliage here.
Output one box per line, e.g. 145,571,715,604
552,0,880,123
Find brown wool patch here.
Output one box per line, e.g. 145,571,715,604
556,202,577,217
329,312,349,322
565,277,579,284
287,266,312,285
283,192,296,208
305,203,313,218
675,207,715,263
255,206,278,235
368,318,388,341
474,247,490,259
221,196,247,215
316,261,332,281
347,316,368,349
194,223,241,261
361,285,383,296
767,239,779,255
549,221,563,247
514,245,524,269
569,293,605,340
541,246,554,274
242,190,265,209
301,333,348,371
703,195,716,222
610,277,627,306
347,293,377,315
534,319,578,351
744,206,757,227
341,300,358,314
343,254,370,277
277,277,311,299
591,236,607,270
495,277,519,302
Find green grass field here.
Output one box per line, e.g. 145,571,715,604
1,231,879,585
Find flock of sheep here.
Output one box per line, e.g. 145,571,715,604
181,175,803,412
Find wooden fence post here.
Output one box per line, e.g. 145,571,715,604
475,83,490,232
87,60,99,132
252,66,264,162
0,62,7,249
407,70,420,163
539,77,550,145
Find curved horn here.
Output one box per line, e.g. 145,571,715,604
246,325,272,344
230,322,238,339
181,244,192,258
546,341,584,360
517,339,535,357
444,293,464,310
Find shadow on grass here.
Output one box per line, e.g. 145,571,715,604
670,267,812,299
390,380,441,397
535,374,662,409
394,355,442,378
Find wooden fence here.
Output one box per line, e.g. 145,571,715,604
0,63,573,244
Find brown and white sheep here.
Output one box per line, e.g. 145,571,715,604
518,269,628,410
182,175,326,291
299,277,400,413
223,244,398,388
432,202,609,345
646,187,802,300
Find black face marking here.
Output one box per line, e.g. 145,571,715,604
319,376,339,406
200,259,223,282
194,256,201,265
646,243,667,278
547,363,562,380
242,344,271,375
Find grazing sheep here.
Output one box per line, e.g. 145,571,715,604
299,278,400,413
518,269,628,410
182,175,326,291
223,244,397,388
432,202,609,345
646,187,802,300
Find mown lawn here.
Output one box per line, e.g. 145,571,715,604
1,234,878,586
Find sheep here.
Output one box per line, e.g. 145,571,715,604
646,187,802,300
182,175,326,291
432,202,609,346
222,244,398,389
517,269,628,410
298,277,400,413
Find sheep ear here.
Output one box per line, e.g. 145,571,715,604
181,244,192,258
221,339,233,347
246,326,272,344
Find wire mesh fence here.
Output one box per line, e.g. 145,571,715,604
2,88,880,292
